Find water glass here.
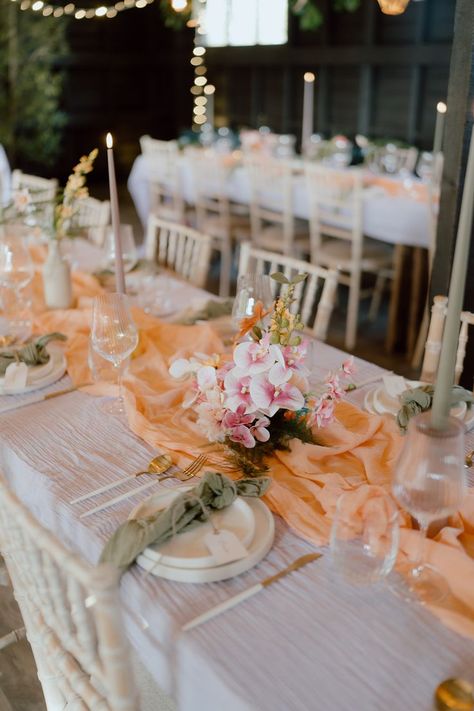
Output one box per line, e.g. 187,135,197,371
0,285,33,345
103,225,138,274
232,274,273,334
392,411,466,603
90,293,139,415
0,233,34,292
330,489,399,585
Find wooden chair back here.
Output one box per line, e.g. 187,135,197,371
69,196,111,246
145,216,212,289
238,242,338,341
11,170,57,202
305,164,364,264
420,295,474,385
140,136,184,224
244,156,296,255
0,481,138,711
190,151,232,233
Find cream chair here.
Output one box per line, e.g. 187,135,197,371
145,216,212,289
305,164,393,350
245,156,309,257
0,481,138,711
238,242,338,341
420,296,474,385
190,151,250,297
11,169,57,202
139,136,186,224
69,196,111,246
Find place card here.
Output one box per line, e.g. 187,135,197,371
204,530,248,566
4,362,28,391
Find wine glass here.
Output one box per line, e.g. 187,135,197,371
392,411,466,604
0,233,34,292
90,293,139,416
330,490,399,585
103,225,138,274
231,274,273,335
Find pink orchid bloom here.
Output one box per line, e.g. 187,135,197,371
251,416,270,442
196,365,218,392
342,356,355,376
313,397,335,428
268,341,309,385
325,373,344,400
228,424,256,448
223,368,257,413
249,373,305,417
221,405,254,429
233,333,280,375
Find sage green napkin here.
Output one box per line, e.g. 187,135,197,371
396,384,473,431
174,299,233,325
0,333,67,377
100,471,271,571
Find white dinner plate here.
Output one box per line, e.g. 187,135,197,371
133,493,275,583
129,487,256,570
364,383,474,431
0,347,67,395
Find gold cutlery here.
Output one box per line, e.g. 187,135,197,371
465,450,474,468
182,552,323,632
435,678,473,711
69,454,173,505
79,454,207,518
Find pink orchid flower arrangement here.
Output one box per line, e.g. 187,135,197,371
170,272,355,475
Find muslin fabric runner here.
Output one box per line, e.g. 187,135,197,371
26,264,474,640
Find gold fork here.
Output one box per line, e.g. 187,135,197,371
465,450,474,468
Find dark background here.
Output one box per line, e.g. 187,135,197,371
56,0,455,182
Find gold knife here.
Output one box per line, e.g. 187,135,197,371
182,552,323,632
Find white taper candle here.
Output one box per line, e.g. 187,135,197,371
302,72,315,157
433,101,447,155
106,132,126,294
431,125,474,428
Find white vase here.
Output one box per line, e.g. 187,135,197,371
42,239,73,309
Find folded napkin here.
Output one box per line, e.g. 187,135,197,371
173,299,233,325
396,384,473,431
100,471,271,571
0,333,67,377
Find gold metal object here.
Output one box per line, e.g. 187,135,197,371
465,450,474,468
0,335,18,348
435,678,474,711
261,553,323,589
135,452,207,482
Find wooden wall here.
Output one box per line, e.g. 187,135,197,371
207,0,455,150
55,0,455,180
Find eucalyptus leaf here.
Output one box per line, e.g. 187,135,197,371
271,272,289,284
291,273,308,285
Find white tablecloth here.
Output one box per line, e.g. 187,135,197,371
128,154,431,249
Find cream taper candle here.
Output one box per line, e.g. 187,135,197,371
431,125,474,428
302,72,315,157
433,102,447,155
106,132,125,294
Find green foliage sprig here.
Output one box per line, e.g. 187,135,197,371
290,0,361,31
396,384,474,432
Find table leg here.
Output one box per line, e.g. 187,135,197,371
406,247,425,356
385,245,406,353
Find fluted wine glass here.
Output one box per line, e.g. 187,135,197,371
90,293,138,416
232,274,273,335
0,231,34,344
392,411,466,604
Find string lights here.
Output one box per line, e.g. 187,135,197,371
12,0,154,20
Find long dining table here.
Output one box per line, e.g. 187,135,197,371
1,244,474,711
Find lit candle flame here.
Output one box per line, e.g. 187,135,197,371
106,132,113,149
437,101,447,114
304,72,316,83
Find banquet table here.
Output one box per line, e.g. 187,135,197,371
128,152,432,250
1,248,474,711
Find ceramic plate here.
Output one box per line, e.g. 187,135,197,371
0,347,67,395
133,494,275,583
129,487,256,570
